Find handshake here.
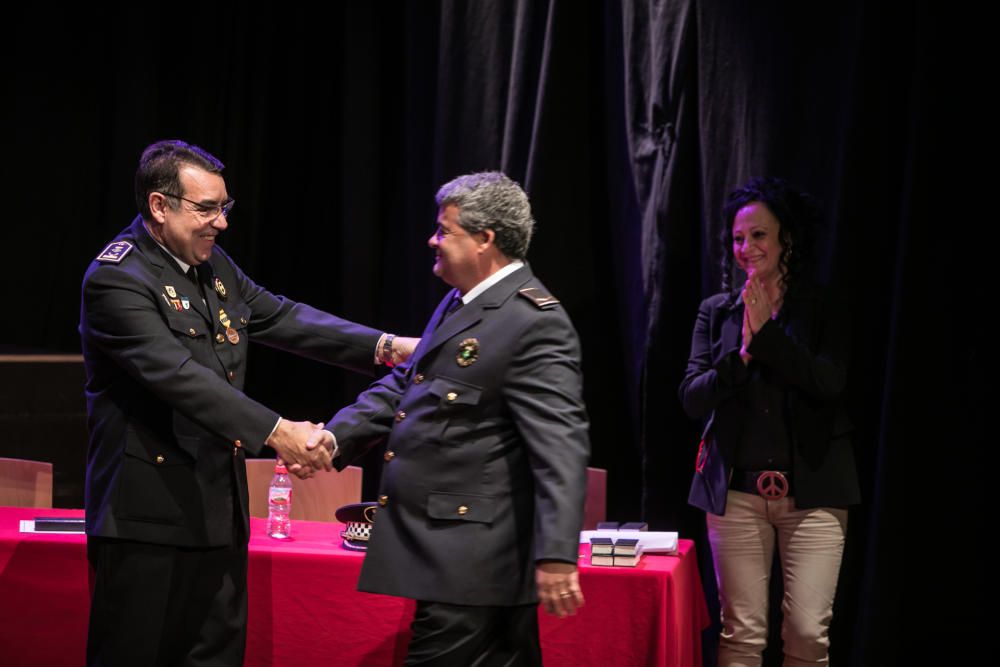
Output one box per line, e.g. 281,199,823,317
261,335,419,479
264,419,337,479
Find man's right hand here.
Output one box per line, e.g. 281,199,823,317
265,419,332,479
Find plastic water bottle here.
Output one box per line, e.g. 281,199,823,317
266,464,293,539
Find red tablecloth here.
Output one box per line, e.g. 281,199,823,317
0,507,708,666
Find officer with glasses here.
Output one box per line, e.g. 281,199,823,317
80,139,416,666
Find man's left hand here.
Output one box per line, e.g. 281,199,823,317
536,561,584,618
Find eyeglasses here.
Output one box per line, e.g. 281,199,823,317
433,223,468,240
159,192,235,222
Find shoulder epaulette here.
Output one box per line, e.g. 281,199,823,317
518,287,560,309
95,241,134,264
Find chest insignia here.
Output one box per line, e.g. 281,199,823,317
214,277,228,300
456,338,479,367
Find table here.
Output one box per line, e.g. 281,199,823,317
0,507,708,666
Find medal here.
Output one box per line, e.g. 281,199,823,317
456,338,479,367
180,296,190,310
219,309,239,344
165,285,177,298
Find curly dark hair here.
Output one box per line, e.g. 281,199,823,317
719,177,820,296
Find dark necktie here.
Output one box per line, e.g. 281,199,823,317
437,293,463,329
186,266,207,305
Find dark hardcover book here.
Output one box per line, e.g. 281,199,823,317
613,551,643,567
33,517,86,533
590,536,615,555
596,522,620,530
613,538,641,555
620,522,648,531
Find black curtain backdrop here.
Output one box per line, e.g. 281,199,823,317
7,1,933,663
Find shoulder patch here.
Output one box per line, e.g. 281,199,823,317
95,241,134,264
518,287,560,309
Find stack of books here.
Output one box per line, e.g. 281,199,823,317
589,534,646,567
610,538,643,567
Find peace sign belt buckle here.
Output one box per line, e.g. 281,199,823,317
755,471,789,500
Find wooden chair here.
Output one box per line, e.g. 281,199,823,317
0,457,54,508
583,466,607,530
246,458,362,522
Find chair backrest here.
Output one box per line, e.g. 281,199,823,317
0,457,54,508
582,466,607,530
245,458,362,522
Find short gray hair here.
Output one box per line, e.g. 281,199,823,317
435,172,535,260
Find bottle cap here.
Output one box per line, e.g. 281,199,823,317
275,464,288,474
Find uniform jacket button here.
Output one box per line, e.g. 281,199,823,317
413,373,425,384
395,411,406,422
155,455,165,464
216,333,226,344
384,451,395,462
378,495,389,506
457,505,469,516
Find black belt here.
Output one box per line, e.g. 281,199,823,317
730,470,793,499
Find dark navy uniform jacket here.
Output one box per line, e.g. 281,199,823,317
80,216,381,547
328,265,590,606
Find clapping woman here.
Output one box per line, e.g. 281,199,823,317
679,178,860,666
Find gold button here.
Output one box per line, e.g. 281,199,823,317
457,505,469,516
216,333,225,344
234,440,242,448
395,411,406,422
228,371,236,380
188,328,196,336
378,495,389,506
414,373,425,384
384,451,395,462
240,317,248,325
155,455,165,464
446,392,458,402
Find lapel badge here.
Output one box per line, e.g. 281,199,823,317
180,296,191,310
169,298,183,311
95,241,133,264
214,277,228,300
456,338,479,367
218,308,232,328
165,285,177,298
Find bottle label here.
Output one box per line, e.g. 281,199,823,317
269,488,292,504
